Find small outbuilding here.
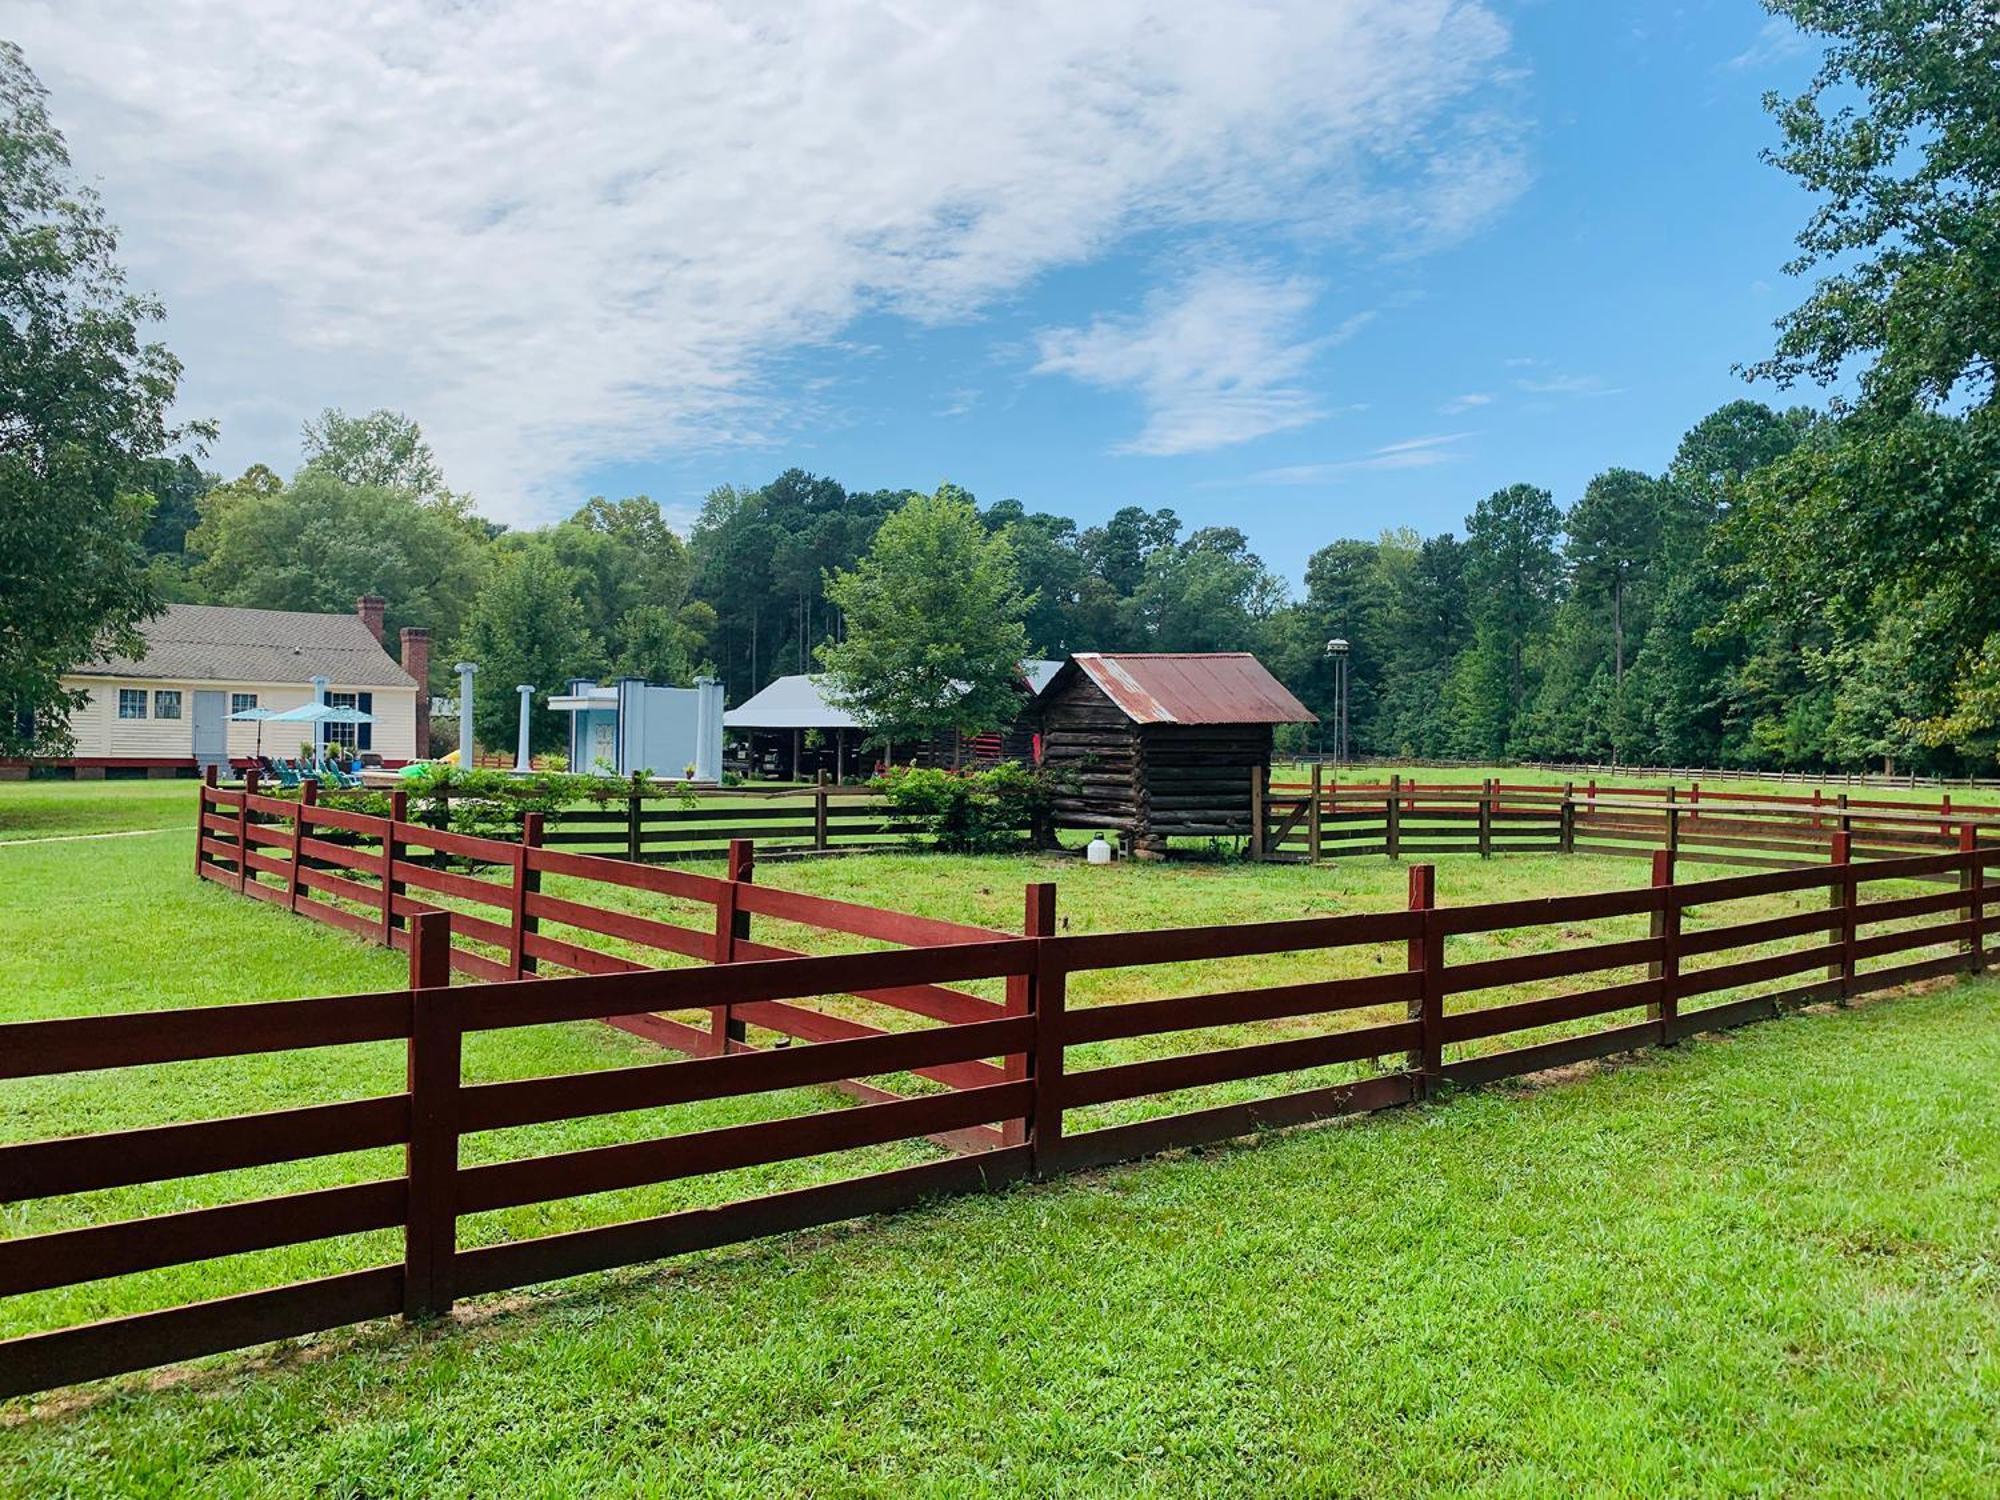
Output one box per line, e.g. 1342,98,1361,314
1036,652,1315,857
549,677,724,781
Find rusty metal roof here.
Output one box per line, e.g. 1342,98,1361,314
1061,653,1317,726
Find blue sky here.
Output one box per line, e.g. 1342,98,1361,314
583,3,1828,582
19,1,1827,587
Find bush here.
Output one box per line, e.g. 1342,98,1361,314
871,761,1060,853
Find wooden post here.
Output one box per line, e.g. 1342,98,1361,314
1648,850,1679,1041
710,839,754,1051
1005,882,1057,1147
1307,761,1323,863
1960,824,1982,970
1811,786,1823,831
1029,925,1067,1178
814,770,830,853
626,776,643,863
237,767,259,892
1559,780,1576,855
1665,786,1681,858
1385,773,1402,861
196,767,216,877
403,909,458,1321
1477,777,1493,858
288,778,316,911
1248,765,1266,862
1831,830,1855,999
384,789,408,942
1406,864,1442,1085
510,812,543,978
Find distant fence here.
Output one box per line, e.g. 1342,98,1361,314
3,800,1995,1397
1292,755,2000,791
1256,771,2000,871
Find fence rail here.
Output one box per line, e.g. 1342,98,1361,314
6,806,1995,1399
1255,769,2000,869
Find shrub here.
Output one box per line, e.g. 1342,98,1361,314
871,761,1060,853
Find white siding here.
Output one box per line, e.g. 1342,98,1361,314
61,678,419,762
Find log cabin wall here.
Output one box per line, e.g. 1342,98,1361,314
1039,673,1275,856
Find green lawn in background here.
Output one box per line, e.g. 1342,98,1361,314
3,779,1998,1495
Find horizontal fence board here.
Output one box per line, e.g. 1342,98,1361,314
733,883,1006,947
299,836,385,876
453,1149,1032,1299
1061,1021,1419,1110
1442,1019,1662,1087
1852,920,1969,963
526,846,726,903
297,866,379,909
461,1015,1035,1132
1443,937,1660,996
456,1082,1032,1214
522,892,711,960
0,991,411,1078
1434,886,1662,936
0,1095,409,1201
389,859,513,910
0,1266,404,1402
0,1180,404,1297
1678,906,1843,957
1053,911,1419,972
1045,1073,1417,1173
1064,971,1423,1046
1677,942,1845,998
294,896,382,941
1441,977,1660,1044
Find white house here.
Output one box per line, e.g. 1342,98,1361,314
15,597,430,778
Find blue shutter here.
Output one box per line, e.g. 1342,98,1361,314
357,692,373,751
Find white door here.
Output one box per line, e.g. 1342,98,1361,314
192,691,227,771
590,716,618,773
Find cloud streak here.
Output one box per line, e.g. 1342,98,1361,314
13,0,1522,519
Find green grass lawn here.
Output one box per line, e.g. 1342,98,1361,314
5,781,1999,1493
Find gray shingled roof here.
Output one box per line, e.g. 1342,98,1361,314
724,661,1063,731
73,603,419,689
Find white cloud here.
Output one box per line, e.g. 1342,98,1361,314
1440,391,1494,414
1728,17,1810,71
1515,372,1623,398
12,0,1522,520
1232,431,1471,484
1031,269,1369,455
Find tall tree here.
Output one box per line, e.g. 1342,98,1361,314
818,486,1033,751
1462,483,1565,746
452,544,597,756
0,42,207,755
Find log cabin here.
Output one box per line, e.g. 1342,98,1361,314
1037,652,1314,857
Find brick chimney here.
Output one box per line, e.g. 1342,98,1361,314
400,627,432,756
356,594,387,643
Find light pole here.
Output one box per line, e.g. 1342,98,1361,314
1324,638,1350,765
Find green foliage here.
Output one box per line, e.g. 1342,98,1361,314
451,545,598,755
871,761,1060,852
187,465,489,660
818,487,1035,746
0,43,207,757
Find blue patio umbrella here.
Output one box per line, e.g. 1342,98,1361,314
226,704,275,759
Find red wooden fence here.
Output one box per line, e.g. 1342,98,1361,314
4,823,1993,1399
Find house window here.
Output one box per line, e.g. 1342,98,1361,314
230,692,258,716
325,691,358,752
153,690,182,720
117,689,147,720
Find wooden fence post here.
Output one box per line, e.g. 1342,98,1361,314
1477,778,1494,858
1830,830,1855,999
237,767,258,892
814,770,830,853
1665,786,1681,858
1406,864,1442,1087
1029,924,1068,1179
383,789,407,943
288,778,316,911
1307,761,1323,864
196,768,216,878
710,839,754,1052
1648,850,1679,1042
1386,773,1402,861
511,812,543,978
1006,882,1057,1148
1559,780,1575,855
1249,766,1266,862
403,909,458,1322
626,776,643,862
1960,823,1982,971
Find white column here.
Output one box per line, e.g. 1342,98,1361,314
515,684,535,772
456,661,477,766
694,676,722,783
310,675,330,758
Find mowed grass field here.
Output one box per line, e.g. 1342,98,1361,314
3,781,1999,1494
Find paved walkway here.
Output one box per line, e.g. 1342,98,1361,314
0,827,176,847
